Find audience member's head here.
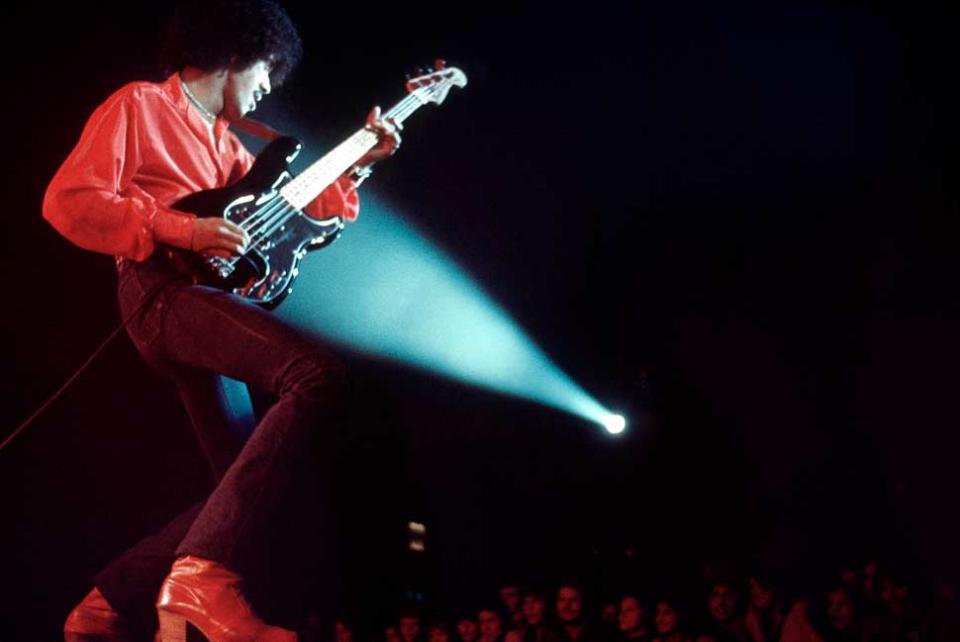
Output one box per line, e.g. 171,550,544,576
336,620,354,642
556,585,585,625
826,585,857,633
501,585,521,616
522,589,548,627
879,573,911,616
749,575,777,612
653,599,683,638
479,606,504,642
600,603,618,624
707,580,740,624
457,616,480,642
430,622,453,642
618,595,647,638
400,614,422,642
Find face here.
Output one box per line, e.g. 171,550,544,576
601,604,618,623
827,589,854,631
556,587,583,623
501,587,520,613
788,599,810,620
336,622,353,642
749,578,774,610
457,619,478,642
654,602,678,635
399,617,420,642
478,610,502,641
523,595,545,626
880,579,908,615
708,584,737,623
430,626,450,642
618,597,644,633
222,59,271,121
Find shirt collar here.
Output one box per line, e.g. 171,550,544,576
164,72,230,142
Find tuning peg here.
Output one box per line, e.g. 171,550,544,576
434,58,446,70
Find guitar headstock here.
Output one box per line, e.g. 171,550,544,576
405,59,468,106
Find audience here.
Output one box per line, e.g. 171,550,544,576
323,554,953,642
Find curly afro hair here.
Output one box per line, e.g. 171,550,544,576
161,0,303,87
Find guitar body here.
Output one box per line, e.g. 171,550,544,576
170,136,344,309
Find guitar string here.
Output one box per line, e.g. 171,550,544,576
244,97,423,245
246,130,377,237
234,132,373,243
236,95,420,248
245,91,420,236
243,91,424,245
239,89,425,246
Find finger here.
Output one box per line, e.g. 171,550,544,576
213,235,246,255
384,131,401,153
370,121,395,138
222,221,249,241
221,238,246,255
218,233,246,254
366,105,381,126
218,225,248,246
206,234,241,253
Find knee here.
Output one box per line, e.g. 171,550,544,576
276,350,348,402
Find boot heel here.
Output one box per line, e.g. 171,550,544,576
157,555,297,641
157,610,188,642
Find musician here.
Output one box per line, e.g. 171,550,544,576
43,1,400,640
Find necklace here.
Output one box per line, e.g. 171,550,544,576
180,80,218,123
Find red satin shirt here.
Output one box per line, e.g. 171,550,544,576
43,73,359,262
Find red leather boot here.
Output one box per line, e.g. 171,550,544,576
63,587,129,641
156,555,297,642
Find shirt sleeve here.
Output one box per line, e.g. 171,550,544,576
42,89,195,261
303,174,360,222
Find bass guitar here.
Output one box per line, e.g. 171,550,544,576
170,61,466,308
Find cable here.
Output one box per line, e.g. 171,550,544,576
1,271,191,454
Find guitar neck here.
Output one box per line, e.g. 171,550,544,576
279,92,427,210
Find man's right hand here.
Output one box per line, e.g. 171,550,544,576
190,218,250,256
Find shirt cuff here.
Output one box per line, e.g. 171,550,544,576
151,207,196,250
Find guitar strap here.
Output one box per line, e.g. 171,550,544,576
232,117,283,142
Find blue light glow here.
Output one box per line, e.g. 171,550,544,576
276,196,623,432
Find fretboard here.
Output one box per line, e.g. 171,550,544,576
279,92,427,210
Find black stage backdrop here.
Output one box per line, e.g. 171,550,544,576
2,2,958,639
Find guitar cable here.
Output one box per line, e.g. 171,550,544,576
1,271,191,454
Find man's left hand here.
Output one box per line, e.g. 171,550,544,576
359,105,401,167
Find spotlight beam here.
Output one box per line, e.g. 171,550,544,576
277,196,624,433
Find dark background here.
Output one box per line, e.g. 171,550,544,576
2,1,958,639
